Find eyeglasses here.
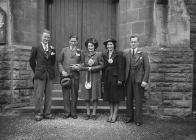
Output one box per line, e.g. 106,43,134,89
130,41,138,43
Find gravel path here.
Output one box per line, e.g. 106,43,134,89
0,110,196,140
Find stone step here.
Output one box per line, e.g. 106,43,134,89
52,97,126,107
15,105,126,114
52,89,63,97
53,84,62,90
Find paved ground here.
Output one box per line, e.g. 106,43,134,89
0,109,196,140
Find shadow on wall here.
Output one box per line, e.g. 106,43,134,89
153,0,190,46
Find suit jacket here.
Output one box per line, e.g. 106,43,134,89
123,48,150,83
29,43,56,80
58,47,81,79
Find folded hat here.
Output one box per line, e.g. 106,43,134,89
60,77,71,88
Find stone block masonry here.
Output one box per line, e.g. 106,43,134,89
118,0,155,50
0,45,33,109
145,45,193,118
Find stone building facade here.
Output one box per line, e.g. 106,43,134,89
0,0,195,118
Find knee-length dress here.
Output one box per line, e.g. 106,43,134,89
79,51,104,101
102,51,125,102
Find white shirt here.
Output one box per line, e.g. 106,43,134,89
41,42,48,51
131,48,137,55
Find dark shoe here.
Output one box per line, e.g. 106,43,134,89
125,119,134,123
35,113,43,121
107,117,112,122
44,114,55,119
84,114,90,120
91,115,97,120
63,114,71,119
135,122,142,126
193,111,196,120
110,118,117,123
110,116,118,123
71,115,78,119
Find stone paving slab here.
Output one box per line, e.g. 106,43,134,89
0,109,196,140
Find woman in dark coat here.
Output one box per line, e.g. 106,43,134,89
102,38,125,123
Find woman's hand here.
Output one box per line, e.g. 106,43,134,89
70,64,81,71
117,80,123,86
88,67,92,71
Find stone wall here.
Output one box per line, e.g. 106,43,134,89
0,0,45,109
184,0,196,112
118,0,155,50
144,45,193,117
11,0,45,46
0,46,33,108
167,0,190,45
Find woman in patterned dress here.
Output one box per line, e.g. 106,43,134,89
80,38,104,120
102,38,125,123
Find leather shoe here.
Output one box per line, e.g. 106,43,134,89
135,122,142,126
63,114,71,119
110,117,117,123
107,118,112,122
84,114,90,120
125,119,134,123
44,114,55,119
91,115,97,120
71,115,78,119
35,114,43,121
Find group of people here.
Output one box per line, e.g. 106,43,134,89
29,29,150,126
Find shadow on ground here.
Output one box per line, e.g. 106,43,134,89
0,109,196,140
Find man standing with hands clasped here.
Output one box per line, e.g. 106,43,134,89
124,36,150,126
58,35,81,119
29,29,56,121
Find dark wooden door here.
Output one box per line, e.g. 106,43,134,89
48,0,118,82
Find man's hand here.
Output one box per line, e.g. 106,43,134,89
62,71,68,77
70,64,81,71
141,81,148,88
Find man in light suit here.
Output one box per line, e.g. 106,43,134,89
29,29,56,121
124,36,150,126
58,35,81,119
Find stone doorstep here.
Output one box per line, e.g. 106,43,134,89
12,98,127,114
14,105,127,114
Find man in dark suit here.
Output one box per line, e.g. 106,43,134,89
124,36,150,126
29,29,56,121
58,35,81,119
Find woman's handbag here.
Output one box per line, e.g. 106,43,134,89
85,71,91,89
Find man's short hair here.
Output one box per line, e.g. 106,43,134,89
43,29,51,34
69,35,78,41
130,35,139,41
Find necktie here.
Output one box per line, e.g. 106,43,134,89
132,48,135,56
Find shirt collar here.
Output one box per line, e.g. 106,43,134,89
70,46,76,51
41,42,48,50
132,48,137,54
